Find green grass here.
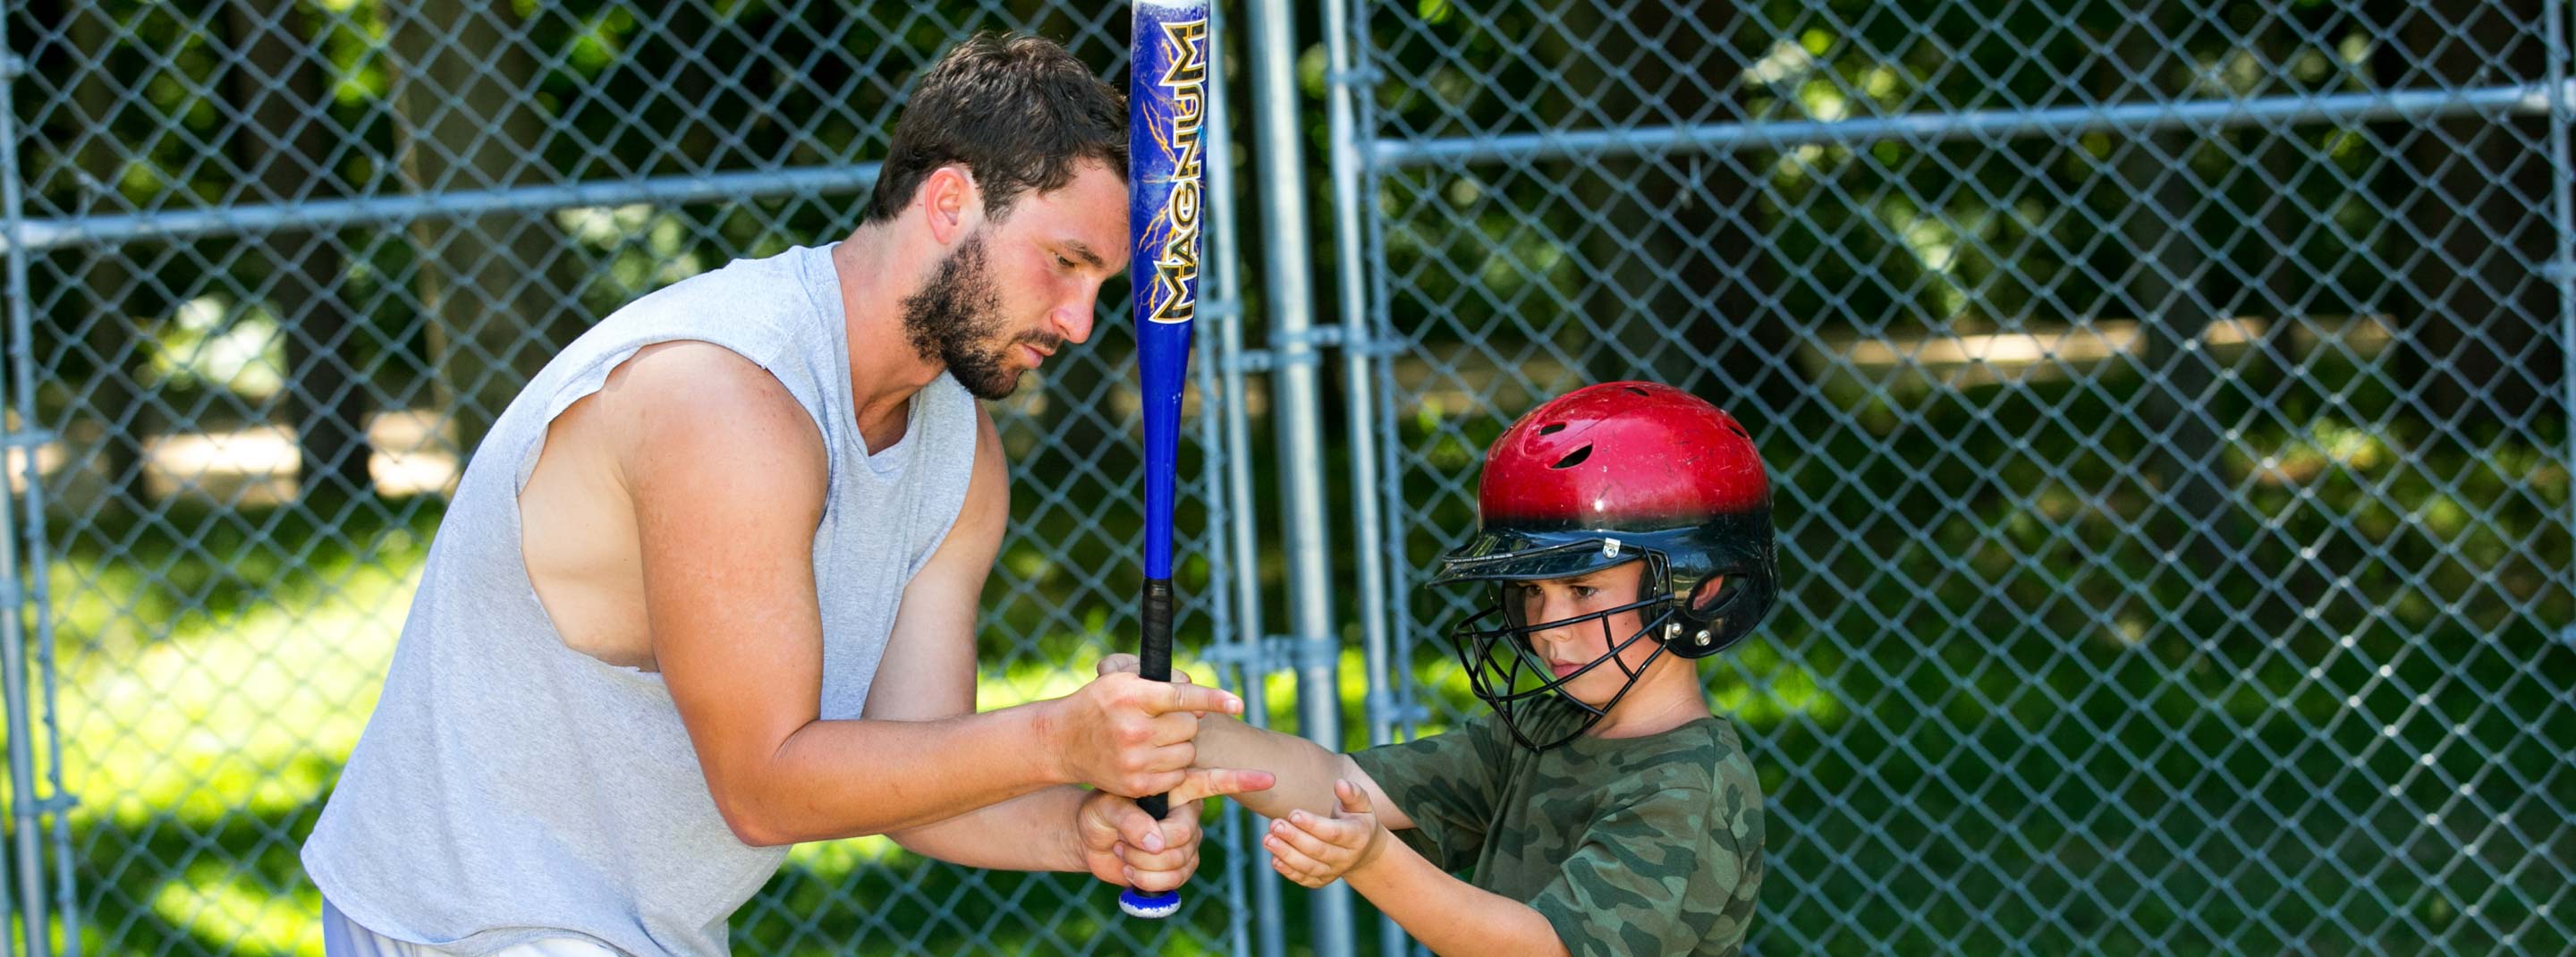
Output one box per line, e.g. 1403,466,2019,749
36,493,1267,956
1370,354,2576,955
26,353,2576,954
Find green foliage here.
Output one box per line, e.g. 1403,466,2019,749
14,0,2573,953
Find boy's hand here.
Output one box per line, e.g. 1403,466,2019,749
1264,779,1390,888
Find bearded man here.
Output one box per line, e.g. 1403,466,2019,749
301,33,1266,955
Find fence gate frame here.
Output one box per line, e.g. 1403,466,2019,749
1329,2,2576,955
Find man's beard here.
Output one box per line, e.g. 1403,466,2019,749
900,231,1056,401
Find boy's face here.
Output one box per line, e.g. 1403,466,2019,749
1513,560,1670,707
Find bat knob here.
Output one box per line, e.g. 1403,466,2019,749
1119,886,1182,919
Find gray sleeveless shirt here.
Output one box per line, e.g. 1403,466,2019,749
302,244,980,955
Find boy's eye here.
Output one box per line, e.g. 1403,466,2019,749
1572,586,1597,599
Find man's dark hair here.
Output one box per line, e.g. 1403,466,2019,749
864,33,1127,224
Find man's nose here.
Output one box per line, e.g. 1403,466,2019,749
1054,293,1097,345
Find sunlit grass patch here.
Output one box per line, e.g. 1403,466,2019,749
148,862,320,957
63,560,411,832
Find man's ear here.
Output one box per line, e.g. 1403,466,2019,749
917,165,983,244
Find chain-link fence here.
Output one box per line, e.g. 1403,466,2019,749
4,1,1280,953
1341,0,2576,954
7,0,2576,955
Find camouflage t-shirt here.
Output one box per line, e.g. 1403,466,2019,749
1350,704,1764,956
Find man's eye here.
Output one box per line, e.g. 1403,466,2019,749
1055,255,1076,269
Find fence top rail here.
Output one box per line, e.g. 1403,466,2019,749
3,164,883,254
18,83,2560,254
1370,81,2569,168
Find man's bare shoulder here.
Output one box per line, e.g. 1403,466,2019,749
600,342,830,510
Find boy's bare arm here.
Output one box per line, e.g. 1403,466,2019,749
1094,654,1419,828
1266,780,1564,955
1191,715,1414,829
1345,838,1568,956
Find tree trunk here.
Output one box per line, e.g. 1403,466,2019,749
385,0,586,459
2112,6,2232,570
224,2,372,502
61,2,148,504
656,1,722,174
1558,0,1789,419
2383,0,2557,430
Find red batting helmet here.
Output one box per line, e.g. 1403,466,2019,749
1430,381,1777,750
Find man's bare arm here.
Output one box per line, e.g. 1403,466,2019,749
1097,653,1418,831
860,416,1271,882
619,345,1238,846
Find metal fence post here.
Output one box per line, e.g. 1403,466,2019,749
1197,1,1284,953
1314,0,1411,953
0,20,63,956
1241,0,1357,953
0,33,24,957
2548,0,2576,643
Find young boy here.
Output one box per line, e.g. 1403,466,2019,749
1174,381,1775,955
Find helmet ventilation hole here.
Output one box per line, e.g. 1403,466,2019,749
1538,422,1566,435
1623,385,1650,396
1551,445,1593,469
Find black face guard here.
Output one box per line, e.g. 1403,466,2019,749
1446,585,1683,751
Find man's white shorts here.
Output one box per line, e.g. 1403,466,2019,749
322,899,622,957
